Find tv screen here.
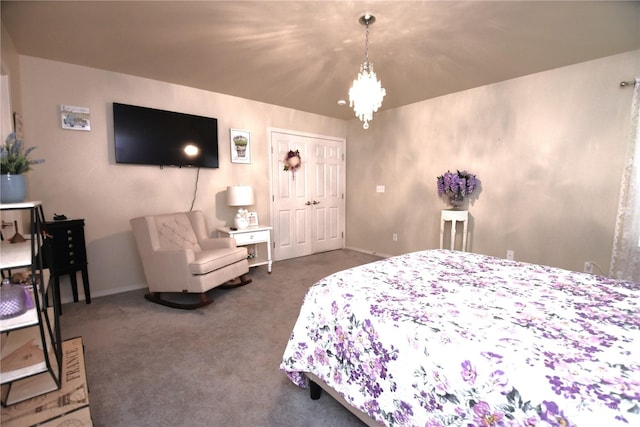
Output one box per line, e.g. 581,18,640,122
113,103,219,168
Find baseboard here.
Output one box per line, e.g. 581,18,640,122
88,282,147,299
59,282,146,304
60,248,387,304
344,246,392,259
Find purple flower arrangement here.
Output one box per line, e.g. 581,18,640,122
436,170,478,205
283,150,302,171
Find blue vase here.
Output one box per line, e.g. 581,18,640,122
1,174,27,203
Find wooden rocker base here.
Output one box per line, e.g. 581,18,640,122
144,291,214,310
218,274,252,289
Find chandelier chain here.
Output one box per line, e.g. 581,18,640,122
364,22,370,71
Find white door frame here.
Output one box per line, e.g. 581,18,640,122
268,127,346,261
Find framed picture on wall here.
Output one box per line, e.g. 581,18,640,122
230,128,251,164
60,105,91,131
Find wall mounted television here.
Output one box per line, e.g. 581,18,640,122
113,102,219,168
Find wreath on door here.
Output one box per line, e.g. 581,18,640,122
283,150,302,178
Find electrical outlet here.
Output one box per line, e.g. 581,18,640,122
506,250,514,261
392,233,398,241
584,261,593,274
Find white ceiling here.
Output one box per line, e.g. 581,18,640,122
2,1,639,120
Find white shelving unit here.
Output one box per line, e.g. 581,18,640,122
0,201,62,407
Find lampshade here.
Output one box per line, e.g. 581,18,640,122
227,185,255,207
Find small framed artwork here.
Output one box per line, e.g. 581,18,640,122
230,128,251,164
247,211,259,227
60,105,91,131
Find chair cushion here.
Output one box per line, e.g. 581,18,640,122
190,247,247,275
155,213,202,252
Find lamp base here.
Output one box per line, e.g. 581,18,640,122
234,216,249,229
234,208,250,229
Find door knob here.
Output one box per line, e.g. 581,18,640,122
312,201,320,205
305,201,312,206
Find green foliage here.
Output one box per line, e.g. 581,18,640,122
0,133,44,175
233,135,248,146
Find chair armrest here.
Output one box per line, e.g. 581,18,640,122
142,248,196,292
199,237,237,251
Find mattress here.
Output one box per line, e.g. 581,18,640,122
280,249,640,426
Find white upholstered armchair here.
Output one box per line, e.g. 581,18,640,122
130,210,250,309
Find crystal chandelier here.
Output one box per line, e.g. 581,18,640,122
349,14,386,129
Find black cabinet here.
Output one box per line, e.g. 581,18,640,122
45,219,91,313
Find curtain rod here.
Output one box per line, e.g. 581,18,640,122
620,80,636,87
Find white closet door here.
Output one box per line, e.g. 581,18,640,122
270,130,345,261
309,138,344,254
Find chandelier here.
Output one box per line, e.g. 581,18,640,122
349,14,386,129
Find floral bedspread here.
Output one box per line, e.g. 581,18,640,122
280,250,640,426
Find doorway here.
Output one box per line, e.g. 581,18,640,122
269,129,346,261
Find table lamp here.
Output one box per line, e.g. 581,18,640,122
227,185,255,229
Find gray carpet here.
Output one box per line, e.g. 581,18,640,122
60,249,382,427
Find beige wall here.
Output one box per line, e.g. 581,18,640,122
346,50,640,274
1,21,21,113
8,49,639,300
0,25,26,235
16,55,346,299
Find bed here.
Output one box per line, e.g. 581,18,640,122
280,250,639,426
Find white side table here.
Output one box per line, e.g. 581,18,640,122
217,225,273,273
440,210,468,252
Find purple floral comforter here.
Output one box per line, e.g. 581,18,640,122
280,250,640,426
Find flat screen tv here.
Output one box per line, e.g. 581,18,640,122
113,102,219,168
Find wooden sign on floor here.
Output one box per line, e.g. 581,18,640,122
1,336,92,427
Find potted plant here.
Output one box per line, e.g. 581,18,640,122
1,132,44,203
233,135,248,158
436,170,478,209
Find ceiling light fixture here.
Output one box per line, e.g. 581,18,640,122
349,14,386,129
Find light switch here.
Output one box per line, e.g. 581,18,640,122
376,185,385,193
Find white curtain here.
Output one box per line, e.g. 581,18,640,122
610,78,640,282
